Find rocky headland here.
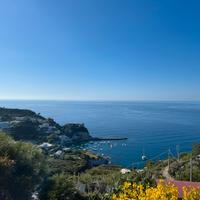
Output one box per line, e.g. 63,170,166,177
0,107,93,145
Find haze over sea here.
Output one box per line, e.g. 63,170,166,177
1,100,200,168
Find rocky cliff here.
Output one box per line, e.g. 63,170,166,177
0,107,93,145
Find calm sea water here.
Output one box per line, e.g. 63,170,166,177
1,100,200,168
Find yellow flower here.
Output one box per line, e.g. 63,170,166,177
112,181,179,200
183,186,200,200
112,181,200,200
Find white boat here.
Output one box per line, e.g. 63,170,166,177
142,155,147,161
141,149,147,160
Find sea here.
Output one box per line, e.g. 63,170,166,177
1,100,200,168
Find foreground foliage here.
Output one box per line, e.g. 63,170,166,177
0,132,46,200
183,186,200,200
112,181,200,200
0,129,199,200
112,181,178,200
169,144,200,182
40,174,85,200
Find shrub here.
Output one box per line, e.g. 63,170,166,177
40,174,85,200
112,181,200,200
112,181,179,200
0,132,46,200
183,186,200,200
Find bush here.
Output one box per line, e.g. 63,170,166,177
183,186,200,200
40,174,85,200
0,132,46,200
112,181,200,200
112,181,179,200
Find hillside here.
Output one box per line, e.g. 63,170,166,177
0,107,92,144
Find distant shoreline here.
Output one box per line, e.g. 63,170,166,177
1,99,200,103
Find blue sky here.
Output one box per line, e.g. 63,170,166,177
0,0,200,100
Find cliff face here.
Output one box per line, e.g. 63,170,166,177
62,123,92,142
0,107,93,144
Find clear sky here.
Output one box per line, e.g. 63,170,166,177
0,0,200,101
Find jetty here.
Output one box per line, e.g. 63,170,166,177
92,137,128,141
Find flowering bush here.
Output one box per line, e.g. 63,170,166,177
183,186,200,200
112,181,178,200
112,181,200,200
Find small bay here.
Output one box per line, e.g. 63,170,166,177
1,100,200,167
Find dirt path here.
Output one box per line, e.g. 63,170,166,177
162,166,174,180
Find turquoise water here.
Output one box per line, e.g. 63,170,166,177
1,100,200,167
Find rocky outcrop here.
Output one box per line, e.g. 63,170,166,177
0,107,93,144
62,123,92,142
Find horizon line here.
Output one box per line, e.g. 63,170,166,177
0,98,200,102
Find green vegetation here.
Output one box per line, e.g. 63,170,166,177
0,131,156,200
192,143,200,156
0,132,89,200
10,120,40,140
0,132,46,200
0,107,199,199
63,123,92,142
47,150,95,175
144,145,200,182
78,165,121,199
169,144,200,182
77,165,156,199
40,174,84,200
1,129,199,199
0,107,43,121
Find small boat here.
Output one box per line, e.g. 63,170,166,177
142,155,147,161
141,149,147,161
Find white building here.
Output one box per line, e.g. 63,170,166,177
39,142,53,150
120,168,131,174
